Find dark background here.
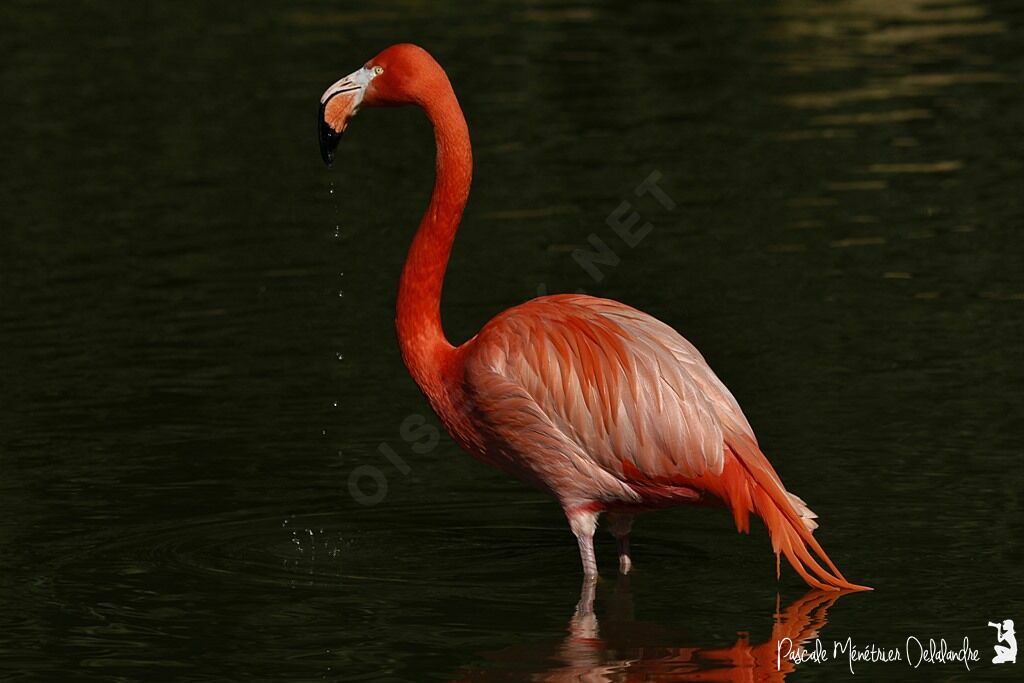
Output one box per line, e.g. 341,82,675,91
2,0,1022,680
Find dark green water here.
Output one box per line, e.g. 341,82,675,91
2,0,1022,680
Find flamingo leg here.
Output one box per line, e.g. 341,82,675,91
576,530,598,578
606,512,634,575
567,507,599,579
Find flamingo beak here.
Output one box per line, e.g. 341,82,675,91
318,66,376,167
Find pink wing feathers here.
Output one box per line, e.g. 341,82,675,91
466,295,737,486
462,294,862,590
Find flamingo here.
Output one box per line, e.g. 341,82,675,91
318,44,867,592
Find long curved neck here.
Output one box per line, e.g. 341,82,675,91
396,79,472,394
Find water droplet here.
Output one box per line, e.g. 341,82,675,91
332,401,338,408
337,290,344,298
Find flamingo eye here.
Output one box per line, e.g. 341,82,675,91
372,65,384,75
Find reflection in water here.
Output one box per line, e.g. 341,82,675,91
459,582,846,681
764,0,1016,300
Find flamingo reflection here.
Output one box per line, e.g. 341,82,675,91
458,582,847,681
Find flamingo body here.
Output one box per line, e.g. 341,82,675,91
453,295,727,498
318,43,866,591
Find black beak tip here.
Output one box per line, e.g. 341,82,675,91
320,140,337,168
318,104,341,168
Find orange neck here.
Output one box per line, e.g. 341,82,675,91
395,78,472,395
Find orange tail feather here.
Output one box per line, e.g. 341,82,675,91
726,435,870,592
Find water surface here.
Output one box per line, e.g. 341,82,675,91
2,0,1022,680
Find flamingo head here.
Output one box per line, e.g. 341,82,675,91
318,43,448,167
